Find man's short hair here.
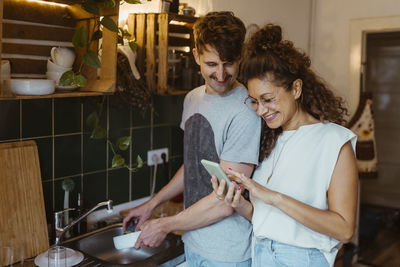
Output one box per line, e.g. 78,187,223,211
193,11,246,62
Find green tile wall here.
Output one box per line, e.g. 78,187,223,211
0,93,185,226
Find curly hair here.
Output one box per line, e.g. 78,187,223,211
240,24,349,162
193,11,246,62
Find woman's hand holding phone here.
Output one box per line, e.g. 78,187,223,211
211,172,244,209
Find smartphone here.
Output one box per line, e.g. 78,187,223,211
201,159,231,189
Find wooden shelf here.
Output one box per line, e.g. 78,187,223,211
165,89,190,95
127,12,198,95
0,90,111,100
167,13,198,24
0,0,119,98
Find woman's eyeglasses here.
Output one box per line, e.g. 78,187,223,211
244,96,275,111
244,80,295,111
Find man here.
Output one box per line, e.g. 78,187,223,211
122,11,261,266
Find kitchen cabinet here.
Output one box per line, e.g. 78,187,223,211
0,0,119,100
126,12,199,95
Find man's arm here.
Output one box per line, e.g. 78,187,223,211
123,164,185,231
135,160,254,248
148,164,185,208
167,159,254,229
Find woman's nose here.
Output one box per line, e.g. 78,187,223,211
256,104,267,116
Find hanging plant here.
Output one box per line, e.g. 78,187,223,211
58,0,151,171
59,0,149,87
86,96,144,171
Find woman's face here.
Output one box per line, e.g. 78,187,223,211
247,76,302,130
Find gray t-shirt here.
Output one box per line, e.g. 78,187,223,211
180,84,261,262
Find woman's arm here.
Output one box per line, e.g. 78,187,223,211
229,141,359,242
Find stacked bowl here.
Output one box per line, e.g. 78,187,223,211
46,47,77,91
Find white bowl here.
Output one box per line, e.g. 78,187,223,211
46,71,64,83
47,58,72,73
6,79,55,95
113,231,141,250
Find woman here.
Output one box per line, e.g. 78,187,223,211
211,24,358,267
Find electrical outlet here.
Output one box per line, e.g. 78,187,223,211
147,148,169,166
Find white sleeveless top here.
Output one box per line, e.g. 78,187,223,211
251,122,357,267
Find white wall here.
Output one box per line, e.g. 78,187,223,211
189,0,312,53
312,0,400,117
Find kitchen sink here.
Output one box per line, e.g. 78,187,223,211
63,223,184,266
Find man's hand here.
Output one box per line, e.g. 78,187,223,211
122,202,154,232
134,218,169,249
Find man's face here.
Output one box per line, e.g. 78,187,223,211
193,45,240,95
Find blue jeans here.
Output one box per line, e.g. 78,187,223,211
253,238,329,267
184,245,251,267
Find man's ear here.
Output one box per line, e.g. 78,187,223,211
193,48,200,65
292,79,303,100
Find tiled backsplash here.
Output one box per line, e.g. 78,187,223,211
0,93,185,224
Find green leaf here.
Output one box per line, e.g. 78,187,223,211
124,0,142,4
102,0,116,9
91,125,107,139
91,30,103,41
74,74,87,87
112,154,125,168
128,41,137,52
136,155,143,168
72,26,87,48
58,70,75,86
117,35,124,45
119,28,131,38
100,16,118,32
82,0,99,15
83,50,101,68
86,111,99,128
116,136,130,151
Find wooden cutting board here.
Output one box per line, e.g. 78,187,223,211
0,140,49,264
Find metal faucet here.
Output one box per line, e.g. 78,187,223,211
54,200,113,245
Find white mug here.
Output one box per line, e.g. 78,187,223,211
51,47,76,68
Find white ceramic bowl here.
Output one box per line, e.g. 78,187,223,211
47,58,72,73
46,71,64,83
113,231,141,250
6,79,55,95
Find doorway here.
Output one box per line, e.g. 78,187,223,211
362,31,400,208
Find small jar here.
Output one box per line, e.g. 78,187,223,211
182,6,195,16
